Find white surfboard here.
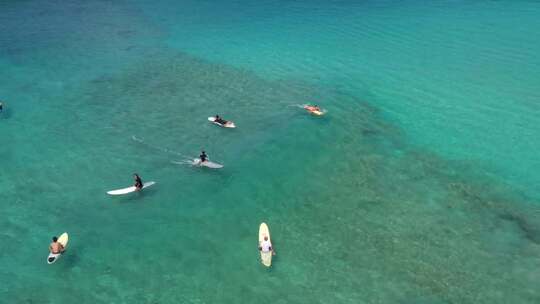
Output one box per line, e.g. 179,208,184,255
107,181,156,195
208,117,236,128
192,158,223,169
258,223,272,267
47,232,68,264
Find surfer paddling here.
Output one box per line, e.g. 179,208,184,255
133,173,143,191
214,115,228,125
304,105,320,112
49,236,65,255
209,115,235,128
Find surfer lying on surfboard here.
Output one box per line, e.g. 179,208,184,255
208,115,236,128
258,236,276,256
133,173,143,191
304,105,321,112
303,104,325,116
49,236,65,256
214,115,228,125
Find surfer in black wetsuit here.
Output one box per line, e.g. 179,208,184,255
0,101,3,113
215,115,227,125
133,173,143,190
200,151,208,163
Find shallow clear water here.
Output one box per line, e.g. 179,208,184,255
1,1,539,303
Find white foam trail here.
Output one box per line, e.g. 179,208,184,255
287,104,307,109
132,135,143,143
171,159,196,166
131,135,189,158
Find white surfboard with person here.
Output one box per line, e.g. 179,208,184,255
258,222,275,267
303,104,326,116
192,151,223,169
47,233,68,264
107,173,156,195
208,114,236,128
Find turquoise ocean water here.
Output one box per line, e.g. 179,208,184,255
1,1,539,303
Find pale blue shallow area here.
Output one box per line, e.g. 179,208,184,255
1,1,539,303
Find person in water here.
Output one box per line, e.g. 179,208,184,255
259,236,276,255
215,115,227,125
200,151,208,163
0,101,3,113
306,105,320,112
133,173,143,190
49,236,65,254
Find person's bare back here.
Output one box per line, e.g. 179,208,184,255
49,237,64,254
